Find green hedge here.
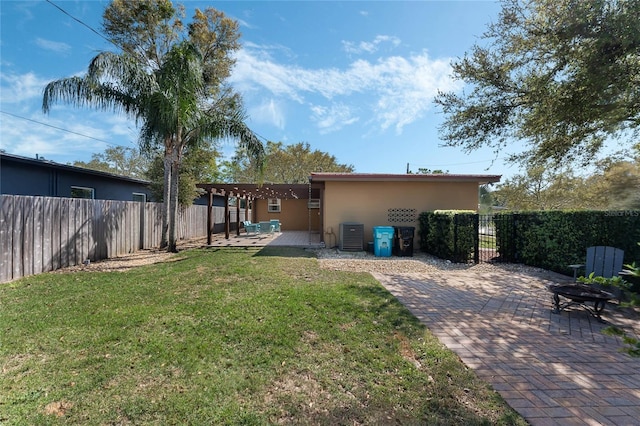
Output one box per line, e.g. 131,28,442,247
493,210,640,275
418,211,477,263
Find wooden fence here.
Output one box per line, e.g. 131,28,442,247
0,195,248,283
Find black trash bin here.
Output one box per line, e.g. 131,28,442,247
393,226,415,257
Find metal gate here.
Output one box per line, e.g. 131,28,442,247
477,214,515,263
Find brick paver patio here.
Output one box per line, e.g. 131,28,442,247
375,268,640,426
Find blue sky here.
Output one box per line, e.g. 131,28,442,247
1,0,523,179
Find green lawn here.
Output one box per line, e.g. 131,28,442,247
0,247,525,425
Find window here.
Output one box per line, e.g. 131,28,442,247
308,198,320,209
267,198,281,213
71,186,94,199
133,193,146,203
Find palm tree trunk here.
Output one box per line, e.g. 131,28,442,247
167,147,181,253
160,143,172,249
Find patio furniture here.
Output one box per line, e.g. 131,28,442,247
568,246,624,281
270,219,281,232
259,221,274,234
548,283,613,322
243,220,260,235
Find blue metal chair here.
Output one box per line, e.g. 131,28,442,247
258,221,273,234
243,220,260,235
270,219,281,232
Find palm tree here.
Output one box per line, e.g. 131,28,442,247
43,42,263,252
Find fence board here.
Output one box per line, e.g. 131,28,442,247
69,199,78,267
12,197,24,280
32,197,44,274
52,197,61,271
108,201,118,257
0,196,14,282
124,202,131,254
85,199,92,262
77,199,85,264
22,198,34,277
60,198,70,268
43,197,53,272
99,200,109,260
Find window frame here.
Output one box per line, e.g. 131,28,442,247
308,198,321,209
132,192,147,203
70,186,95,199
267,198,281,213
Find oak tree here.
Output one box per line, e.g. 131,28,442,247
435,0,640,166
222,141,354,184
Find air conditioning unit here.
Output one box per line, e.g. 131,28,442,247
339,222,364,251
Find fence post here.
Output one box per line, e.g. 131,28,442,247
512,213,518,262
453,214,458,262
473,214,480,264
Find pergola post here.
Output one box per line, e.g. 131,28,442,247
224,193,230,240
207,189,213,245
236,196,241,236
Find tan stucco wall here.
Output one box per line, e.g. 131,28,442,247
322,180,479,248
254,198,320,231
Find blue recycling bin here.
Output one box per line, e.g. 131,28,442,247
373,226,394,257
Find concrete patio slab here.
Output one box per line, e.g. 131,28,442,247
206,230,324,249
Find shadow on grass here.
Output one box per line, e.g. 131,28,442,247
253,246,317,259
199,246,315,259
346,282,425,332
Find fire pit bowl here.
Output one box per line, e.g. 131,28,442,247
548,283,614,322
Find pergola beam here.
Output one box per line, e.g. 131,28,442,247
196,183,314,200
197,183,322,242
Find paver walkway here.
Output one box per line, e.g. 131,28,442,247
375,268,640,426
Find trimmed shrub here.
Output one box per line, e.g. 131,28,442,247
494,210,640,274
419,211,477,263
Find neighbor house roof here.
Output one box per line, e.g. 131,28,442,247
1,152,150,184
309,172,501,184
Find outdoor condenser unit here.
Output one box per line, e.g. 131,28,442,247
339,222,364,251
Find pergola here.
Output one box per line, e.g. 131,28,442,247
196,183,319,244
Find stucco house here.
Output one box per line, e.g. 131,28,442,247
199,172,500,248
311,173,500,248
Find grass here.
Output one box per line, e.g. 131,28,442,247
0,246,526,425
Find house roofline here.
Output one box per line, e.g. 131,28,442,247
309,172,501,184
1,152,151,185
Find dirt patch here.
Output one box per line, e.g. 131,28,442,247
44,400,73,417
52,238,208,274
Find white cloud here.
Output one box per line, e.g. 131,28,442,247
231,49,305,102
249,98,286,129
35,37,71,54
342,35,401,55
0,72,50,103
1,111,109,160
230,46,460,134
310,103,359,134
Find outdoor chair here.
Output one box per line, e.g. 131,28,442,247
568,246,625,280
243,220,260,235
270,219,281,232
258,221,274,234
